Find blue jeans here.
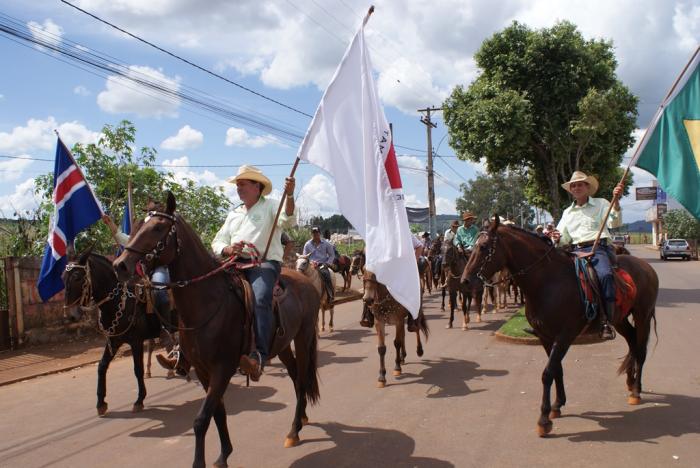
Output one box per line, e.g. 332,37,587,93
243,260,281,363
151,266,170,309
575,242,615,302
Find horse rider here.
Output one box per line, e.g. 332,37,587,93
303,226,336,303
454,211,479,254
543,222,555,238
420,231,432,256
323,228,343,271
535,225,544,235
550,170,623,340
211,165,297,381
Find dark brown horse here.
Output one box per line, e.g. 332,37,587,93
442,243,484,329
333,254,353,291
350,249,365,279
462,218,658,437
417,256,433,294
63,250,164,416
362,271,428,387
113,192,320,468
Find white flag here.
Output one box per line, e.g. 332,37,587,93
297,12,420,317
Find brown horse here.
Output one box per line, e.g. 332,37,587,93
462,218,659,437
334,254,353,291
418,256,433,294
295,253,336,332
362,271,428,387
113,193,320,468
350,249,365,279
442,243,484,329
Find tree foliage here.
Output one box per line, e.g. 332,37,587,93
664,209,700,240
455,171,534,227
306,214,352,234
443,21,637,220
30,120,231,255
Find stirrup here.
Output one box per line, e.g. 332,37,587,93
600,323,616,340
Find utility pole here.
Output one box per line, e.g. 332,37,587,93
418,106,443,238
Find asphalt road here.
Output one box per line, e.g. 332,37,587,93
1,246,698,468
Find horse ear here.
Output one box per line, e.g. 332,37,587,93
166,191,176,214
78,243,94,265
492,213,500,232
296,253,302,258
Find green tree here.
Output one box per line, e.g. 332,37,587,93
455,171,534,226
664,209,700,240
32,120,231,255
444,21,637,220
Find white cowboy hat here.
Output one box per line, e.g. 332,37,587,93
227,164,272,196
561,171,599,196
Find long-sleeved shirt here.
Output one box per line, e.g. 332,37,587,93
211,196,297,262
453,224,479,249
302,239,335,264
555,197,621,246
444,228,457,244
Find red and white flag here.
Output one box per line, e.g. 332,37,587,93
297,11,420,317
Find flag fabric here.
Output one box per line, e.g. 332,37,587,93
116,188,132,255
37,138,103,301
632,46,700,220
297,12,420,317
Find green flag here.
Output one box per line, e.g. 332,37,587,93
633,46,700,220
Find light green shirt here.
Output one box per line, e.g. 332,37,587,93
453,224,479,249
556,197,621,246
211,196,297,262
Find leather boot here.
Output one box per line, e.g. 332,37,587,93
360,303,374,328
239,352,262,382
156,353,177,371
600,301,616,340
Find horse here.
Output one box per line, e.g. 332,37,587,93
417,256,433,294
442,243,484,329
362,271,428,387
113,192,320,467
333,254,353,291
481,268,508,314
462,217,659,437
296,253,337,332
427,238,443,286
62,249,163,416
350,249,365,279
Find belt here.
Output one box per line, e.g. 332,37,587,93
575,239,606,249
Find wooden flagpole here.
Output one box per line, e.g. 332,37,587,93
589,45,700,254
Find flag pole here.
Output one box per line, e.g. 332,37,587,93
127,178,134,229
589,45,700,254
261,6,376,260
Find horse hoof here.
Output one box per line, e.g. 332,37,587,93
97,403,108,417
329,327,334,332
301,416,309,426
284,436,300,448
377,381,386,388
417,346,424,357
549,409,561,419
475,315,481,323
393,370,401,376
145,372,151,379
462,325,468,331
445,323,453,329
321,327,326,332
537,422,553,437
628,396,642,405
166,370,175,379
132,403,144,413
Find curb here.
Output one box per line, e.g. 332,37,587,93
332,292,363,306
494,330,604,346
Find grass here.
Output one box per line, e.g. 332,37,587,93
497,307,533,338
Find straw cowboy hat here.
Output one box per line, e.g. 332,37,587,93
450,220,459,227
227,165,272,196
461,211,476,221
561,171,599,196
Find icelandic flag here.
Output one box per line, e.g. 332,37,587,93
37,138,103,301
116,191,132,255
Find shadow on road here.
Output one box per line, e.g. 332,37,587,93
290,422,454,467
319,328,373,347
655,287,700,308
560,392,700,443
317,349,365,368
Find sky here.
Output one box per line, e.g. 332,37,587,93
0,0,698,225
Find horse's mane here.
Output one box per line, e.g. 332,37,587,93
499,224,554,247
173,213,220,270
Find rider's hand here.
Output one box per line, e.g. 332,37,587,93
550,230,561,243
284,177,295,196
223,241,245,257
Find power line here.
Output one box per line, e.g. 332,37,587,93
59,0,314,119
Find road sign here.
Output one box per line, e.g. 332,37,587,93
656,188,667,203
635,186,657,200
657,203,668,218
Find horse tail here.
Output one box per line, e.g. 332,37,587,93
302,329,321,405
418,311,430,340
617,352,635,377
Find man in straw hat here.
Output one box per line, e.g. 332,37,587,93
551,170,623,340
454,211,479,253
211,165,297,381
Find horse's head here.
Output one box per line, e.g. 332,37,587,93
295,253,311,273
361,270,379,306
462,214,507,285
62,246,93,321
350,250,365,275
114,192,179,281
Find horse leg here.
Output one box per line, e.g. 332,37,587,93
537,340,571,436
474,290,482,324
615,317,638,396
193,373,231,468
376,322,387,388
415,325,424,357
131,339,146,412
145,338,153,378
278,346,306,447
446,289,456,328
212,398,233,467
441,286,446,311
461,293,471,330
320,306,326,332
329,305,334,332
96,341,120,416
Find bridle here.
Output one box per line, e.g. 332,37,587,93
124,210,181,265
475,230,556,287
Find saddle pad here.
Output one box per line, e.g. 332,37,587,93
615,269,637,318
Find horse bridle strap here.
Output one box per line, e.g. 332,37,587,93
125,210,181,260
477,233,556,287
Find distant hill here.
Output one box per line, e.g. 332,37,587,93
622,220,652,233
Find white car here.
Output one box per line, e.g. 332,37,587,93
660,239,692,261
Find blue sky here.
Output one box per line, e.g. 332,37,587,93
1,0,698,224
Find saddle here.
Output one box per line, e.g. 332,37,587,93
572,256,637,321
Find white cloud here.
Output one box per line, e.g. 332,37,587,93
0,157,33,182
162,156,221,187
161,125,204,151
397,155,424,170
97,65,181,118
0,117,100,154
673,3,700,52
436,196,457,215
0,178,40,217
73,85,91,96
27,18,63,48
297,174,338,217
225,127,284,148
